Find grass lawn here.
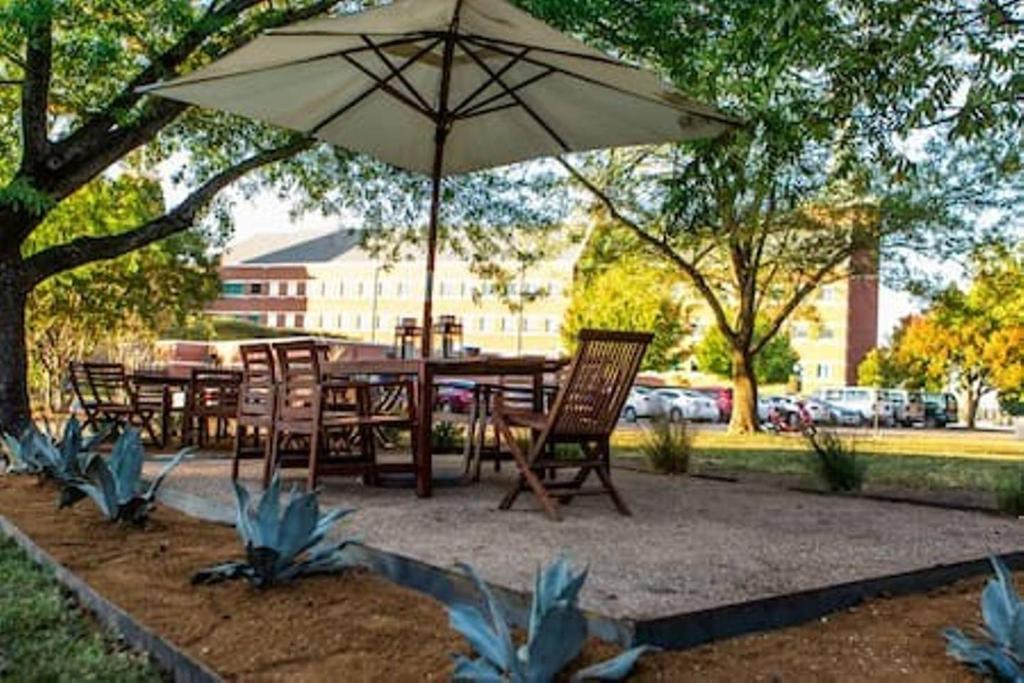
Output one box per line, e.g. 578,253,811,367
0,538,157,681
612,428,1024,493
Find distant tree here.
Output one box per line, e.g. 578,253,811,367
857,348,907,388
562,257,689,372
24,175,218,411
695,323,799,386
889,247,1024,428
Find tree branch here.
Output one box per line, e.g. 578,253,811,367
19,5,53,167
24,138,314,285
558,156,738,343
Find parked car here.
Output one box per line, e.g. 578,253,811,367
435,381,474,414
886,389,926,426
812,387,895,426
695,386,733,423
622,386,663,422
923,392,958,427
802,397,836,424
653,388,720,423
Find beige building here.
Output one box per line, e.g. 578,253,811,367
208,230,877,388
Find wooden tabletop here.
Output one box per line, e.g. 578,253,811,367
322,355,568,378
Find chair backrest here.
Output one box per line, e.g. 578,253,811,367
189,368,242,415
83,362,129,406
238,344,276,421
548,330,653,437
68,362,97,408
273,340,323,425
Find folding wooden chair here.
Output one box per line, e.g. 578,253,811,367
232,344,277,481
493,329,652,521
183,368,242,448
74,362,161,444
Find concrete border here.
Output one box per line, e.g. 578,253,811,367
0,514,221,683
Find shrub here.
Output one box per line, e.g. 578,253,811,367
995,468,1024,516
945,556,1024,680
432,420,464,452
60,428,191,524
640,415,692,475
806,430,866,492
448,557,654,681
192,473,358,588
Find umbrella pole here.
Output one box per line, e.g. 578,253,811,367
421,135,445,360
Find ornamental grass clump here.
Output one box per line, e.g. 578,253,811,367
60,428,191,525
995,468,1024,517
448,557,654,682
945,556,1024,681
806,430,866,492
192,473,358,589
640,414,692,475
1,417,110,480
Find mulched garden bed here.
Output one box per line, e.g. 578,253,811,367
0,475,992,681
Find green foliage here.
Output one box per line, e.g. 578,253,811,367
996,469,1024,517
192,473,357,589
641,415,692,475
945,557,1024,681
432,420,464,453
0,538,158,681
695,324,799,385
448,557,654,682
60,429,191,524
856,348,907,389
562,253,689,371
806,431,866,492
165,316,348,342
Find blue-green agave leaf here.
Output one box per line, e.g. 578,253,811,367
255,472,283,549
232,478,256,546
570,645,657,682
448,604,509,672
983,558,1020,647
191,561,252,585
944,627,1023,680
456,562,521,680
143,447,192,500
66,454,119,520
526,603,588,683
451,655,506,682
108,429,144,502
278,540,355,582
82,422,114,452
275,490,320,567
60,418,82,468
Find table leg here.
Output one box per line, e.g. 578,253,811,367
416,363,433,498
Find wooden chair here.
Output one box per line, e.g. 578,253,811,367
268,340,371,490
232,344,277,481
183,368,242,448
492,329,652,521
71,362,160,444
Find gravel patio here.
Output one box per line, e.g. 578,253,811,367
146,454,1024,620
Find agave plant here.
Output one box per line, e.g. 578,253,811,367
449,557,654,682
60,428,191,524
191,473,358,589
1,417,111,479
944,556,1024,681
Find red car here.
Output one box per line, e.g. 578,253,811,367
695,387,732,423
435,381,475,414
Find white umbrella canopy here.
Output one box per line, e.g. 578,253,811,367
143,0,739,353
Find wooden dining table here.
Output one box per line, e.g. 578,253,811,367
321,355,569,497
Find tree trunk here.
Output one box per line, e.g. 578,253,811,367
729,348,759,433
965,389,980,430
0,258,30,435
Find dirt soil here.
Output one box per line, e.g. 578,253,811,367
0,476,993,681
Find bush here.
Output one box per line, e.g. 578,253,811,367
431,420,464,452
996,468,1024,516
641,415,693,475
806,430,866,492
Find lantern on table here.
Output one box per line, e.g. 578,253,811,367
393,317,422,359
433,315,464,359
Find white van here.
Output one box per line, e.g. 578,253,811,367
812,387,895,426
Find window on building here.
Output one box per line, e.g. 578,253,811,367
357,282,365,297
294,314,305,329
544,318,553,333
277,282,288,296
376,281,383,296
275,313,286,328
792,324,808,339
816,363,832,379
818,326,835,340
396,282,406,297
477,317,486,332
354,314,362,330
296,281,306,296
818,285,836,301
520,317,528,332
499,317,508,332
320,281,327,297
460,282,467,298
338,282,345,297
248,282,265,296
221,282,245,297
317,313,324,329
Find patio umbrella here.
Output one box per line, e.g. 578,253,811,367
142,0,739,355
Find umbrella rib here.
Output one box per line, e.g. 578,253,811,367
448,46,530,118
361,35,432,113
460,35,741,128
461,33,639,70
309,39,441,135
454,67,556,120
139,36,426,93
455,37,570,152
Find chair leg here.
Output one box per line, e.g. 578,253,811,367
306,430,322,492
496,419,560,521
594,465,632,516
231,424,244,481
265,427,280,489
